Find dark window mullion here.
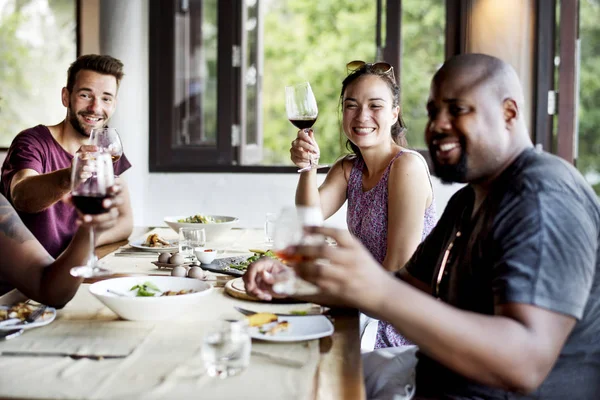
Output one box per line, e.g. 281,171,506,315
532,0,556,152
445,0,468,59
216,0,238,165
383,0,401,84
149,0,177,171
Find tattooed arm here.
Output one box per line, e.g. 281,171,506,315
0,190,123,308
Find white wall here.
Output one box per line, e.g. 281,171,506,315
96,1,462,230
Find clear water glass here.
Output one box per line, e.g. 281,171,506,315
264,212,277,243
202,320,251,379
179,227,206,258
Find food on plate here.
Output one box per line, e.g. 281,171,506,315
246,312,278,327
0,302,43,321
228,250,278,272
129,281,196,297
259,321,290,335
143,233,172,248
161,290,196,296
177,214,222,224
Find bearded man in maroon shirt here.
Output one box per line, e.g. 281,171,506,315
1,54,133,260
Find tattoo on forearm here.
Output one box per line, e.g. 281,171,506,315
0,195,35,243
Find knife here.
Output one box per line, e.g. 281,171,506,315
0,351,128,359
234,306,324,317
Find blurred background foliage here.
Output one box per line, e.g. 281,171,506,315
0,0,76,147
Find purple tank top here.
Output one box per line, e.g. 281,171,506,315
1,125,132,258
346,150,437,348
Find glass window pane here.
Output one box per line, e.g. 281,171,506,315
173,0,218,148
0,0,76,148
401,0,445,149
578,0,600,195
262,0,378,166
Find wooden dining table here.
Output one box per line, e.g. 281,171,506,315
0,227,365,400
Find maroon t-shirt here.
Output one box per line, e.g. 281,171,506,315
0,125,132,258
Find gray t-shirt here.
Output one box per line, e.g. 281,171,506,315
405,148,600,399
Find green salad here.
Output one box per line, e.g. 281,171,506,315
229,250,278,271
130,281,161,297
177,214,221,223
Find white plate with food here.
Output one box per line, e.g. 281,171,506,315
129,233,179,252
0,303,57,331
248,315,334,342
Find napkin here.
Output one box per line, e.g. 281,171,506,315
0,320,153,358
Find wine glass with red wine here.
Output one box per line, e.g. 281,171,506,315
270,206,324,295
285,82,328,172
70,152,115,278
90,127,123,164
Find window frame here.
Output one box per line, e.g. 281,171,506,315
148,0,581,173
149,0,409,173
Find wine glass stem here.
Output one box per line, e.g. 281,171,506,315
88,227,96,267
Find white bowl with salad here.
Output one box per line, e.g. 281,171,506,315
89,276,212,321
164,214,239,240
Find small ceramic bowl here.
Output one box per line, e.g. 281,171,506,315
194,247,217,264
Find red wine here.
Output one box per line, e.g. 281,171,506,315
72,195,109,215
289,117,317,130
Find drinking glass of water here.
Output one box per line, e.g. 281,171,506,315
179,228,206,259
202,320,251,378
264,212,277,243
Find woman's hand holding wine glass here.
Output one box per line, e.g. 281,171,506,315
290,129,321,171
285,82,328,172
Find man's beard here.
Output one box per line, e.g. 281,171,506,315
431,149,468,184
68,102,105,138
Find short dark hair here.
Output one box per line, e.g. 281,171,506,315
340,63,407,159
66,54,124,92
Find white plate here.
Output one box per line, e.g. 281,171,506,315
0,306,57,331
129,239,178,252
249,315,334,342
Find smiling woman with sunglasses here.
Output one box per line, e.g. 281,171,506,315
248,61,437,350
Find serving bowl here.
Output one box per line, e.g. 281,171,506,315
89,276,212,321
164,215,239,240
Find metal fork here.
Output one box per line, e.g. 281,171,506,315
23,305,47,324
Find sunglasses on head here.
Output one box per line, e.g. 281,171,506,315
346,60,396,81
